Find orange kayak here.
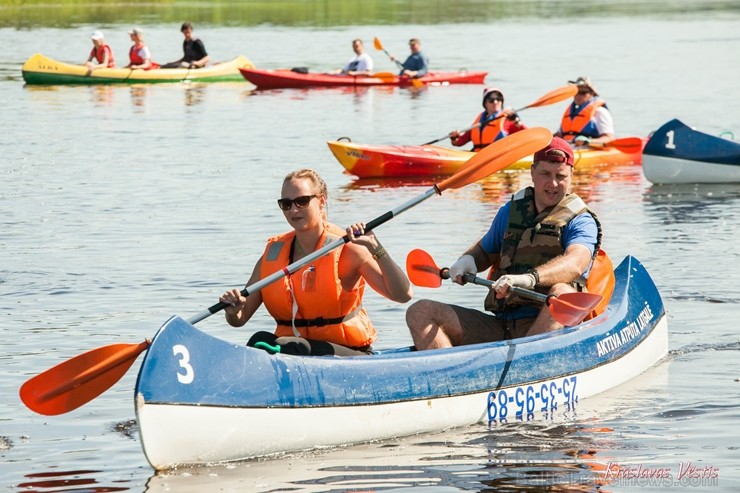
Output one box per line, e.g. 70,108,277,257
328,139,644,178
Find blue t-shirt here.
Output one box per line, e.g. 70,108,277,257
401,52,429,77
479,201,598,319
481,201,597,258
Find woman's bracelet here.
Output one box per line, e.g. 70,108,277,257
372,246,387,260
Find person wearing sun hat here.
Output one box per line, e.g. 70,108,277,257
556,76,615,146
406,135,602,349
448,87,527,151
83,30,115,71
125,27,159,70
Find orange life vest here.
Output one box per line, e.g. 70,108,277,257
128,45,160,69
470,111,507,151
559,98,606,141
89,45,115,68
259,223,376,348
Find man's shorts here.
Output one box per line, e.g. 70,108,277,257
449,304,536,344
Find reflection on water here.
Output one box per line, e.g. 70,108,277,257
17,470,129,492
139,363,671,492
343,165,643,204
129,85,150,109
643,182,740,224
140,423,617,492
183,84,206,107
91,85,115,106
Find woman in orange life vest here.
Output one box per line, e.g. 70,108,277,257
555,76,615,146
448,87,527,152
125,28,159,70
84,31,115,71
219,169,413,357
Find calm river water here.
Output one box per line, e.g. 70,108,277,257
2,6,740,492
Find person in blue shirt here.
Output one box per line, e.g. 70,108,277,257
391,38,429,78
405,137,602,350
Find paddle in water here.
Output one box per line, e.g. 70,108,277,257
422,85,578,146
405,248,602,327
20,127,554,416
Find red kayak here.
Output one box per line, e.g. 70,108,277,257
239,67,487,89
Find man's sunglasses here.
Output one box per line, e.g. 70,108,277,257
485,96,501,103
277,195,318,211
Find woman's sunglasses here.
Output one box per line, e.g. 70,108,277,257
277,194,318,211
485,96,501,104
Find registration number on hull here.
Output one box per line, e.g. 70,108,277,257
486,376,578,422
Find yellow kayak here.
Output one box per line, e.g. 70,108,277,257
21,53,254,85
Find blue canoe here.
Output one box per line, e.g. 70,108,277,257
643,118,740,184
134,255,668,470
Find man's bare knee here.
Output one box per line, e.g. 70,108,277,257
406,299,438,326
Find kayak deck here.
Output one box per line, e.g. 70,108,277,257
328,139,644,178
239,67,488,89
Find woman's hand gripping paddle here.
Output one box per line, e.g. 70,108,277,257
20,128,553,416
405,248,602,327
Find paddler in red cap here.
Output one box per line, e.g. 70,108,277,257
406,136,604,349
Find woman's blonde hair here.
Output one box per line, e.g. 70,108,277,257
283,168,328,219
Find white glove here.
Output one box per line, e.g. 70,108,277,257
492,273,537,296
448,255,476,284
574,135,592,145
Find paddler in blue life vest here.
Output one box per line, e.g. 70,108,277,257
449,87,528,151
406,137,602,350
556,76,615,146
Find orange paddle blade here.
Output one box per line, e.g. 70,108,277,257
373,37,384,51
586,137,643,154
437,127,552,191
606,137,644,153
20,340,150,416
522,85,578,110
409,77,424,89
406,249,444,287
548,292,603,326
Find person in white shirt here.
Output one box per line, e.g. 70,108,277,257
333,39,374,76
555,76,615,146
